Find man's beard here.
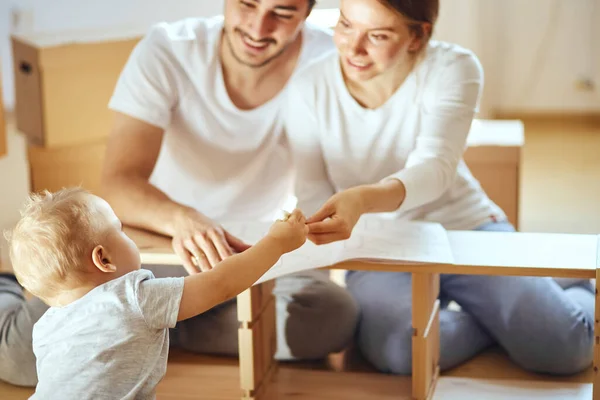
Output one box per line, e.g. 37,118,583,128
225,27,294,68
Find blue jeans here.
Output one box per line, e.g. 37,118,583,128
346,221,594,375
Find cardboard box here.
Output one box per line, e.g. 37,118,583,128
464,119,524,229
12,30,141,148
28,139,107,194
0,64,6,158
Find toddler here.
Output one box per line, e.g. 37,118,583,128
5,187,307,399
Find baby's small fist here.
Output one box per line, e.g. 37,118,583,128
268,209,308,253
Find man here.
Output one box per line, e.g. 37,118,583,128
0,0,358,386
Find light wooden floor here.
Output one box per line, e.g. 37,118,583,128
1,116,599,398
1,347,593,399
519,116,600,234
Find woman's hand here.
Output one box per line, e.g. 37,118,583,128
306,180,406,245
306,187,366,245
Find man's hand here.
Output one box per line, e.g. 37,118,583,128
171,208,250,274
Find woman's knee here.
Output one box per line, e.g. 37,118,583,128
171,299,239,355
355,316,413,375
515,341,593,375
510,312,593,375
347,271,414,374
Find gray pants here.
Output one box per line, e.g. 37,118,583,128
0,268,358,387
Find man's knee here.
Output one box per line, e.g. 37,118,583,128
0,287,45,386
171,298,239,356
284,278,359,359
0,348,38,387
0,319,38,387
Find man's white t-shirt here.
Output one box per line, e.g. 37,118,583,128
286,41,506,230
109,16,334,222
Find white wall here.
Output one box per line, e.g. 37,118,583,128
2,0,598,113
434,0,600,114
1,1,17,110
494,0,600,113
0,122,30,267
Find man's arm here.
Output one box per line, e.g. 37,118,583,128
100,112,193,237
176,236,282,321
101,112,250,274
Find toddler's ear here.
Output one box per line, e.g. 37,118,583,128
92,245,117,273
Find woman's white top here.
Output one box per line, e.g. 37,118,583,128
285,41,506,230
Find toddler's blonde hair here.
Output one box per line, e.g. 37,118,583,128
4,187,106,301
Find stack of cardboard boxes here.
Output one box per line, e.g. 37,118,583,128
12,31,140,194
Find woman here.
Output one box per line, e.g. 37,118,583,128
285,0,594,375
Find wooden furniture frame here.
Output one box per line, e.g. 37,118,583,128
131,228,600,400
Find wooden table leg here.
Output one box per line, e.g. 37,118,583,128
412,272,440,400
237,280,277,400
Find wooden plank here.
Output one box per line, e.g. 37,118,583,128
412,273,440,335
239,327,258,390
412,323,440,400
412,271,441,400
138,254,596,280
237,280,276,323
241,361,277,400
412,334,428,399
428,302,440,391
419,301,441,400
131,226,599,279
261,298,277,372
338,260,595,279
239,296,277,398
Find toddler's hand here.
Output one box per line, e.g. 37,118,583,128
267,209,308,254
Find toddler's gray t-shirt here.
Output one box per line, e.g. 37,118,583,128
30,269,184,400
